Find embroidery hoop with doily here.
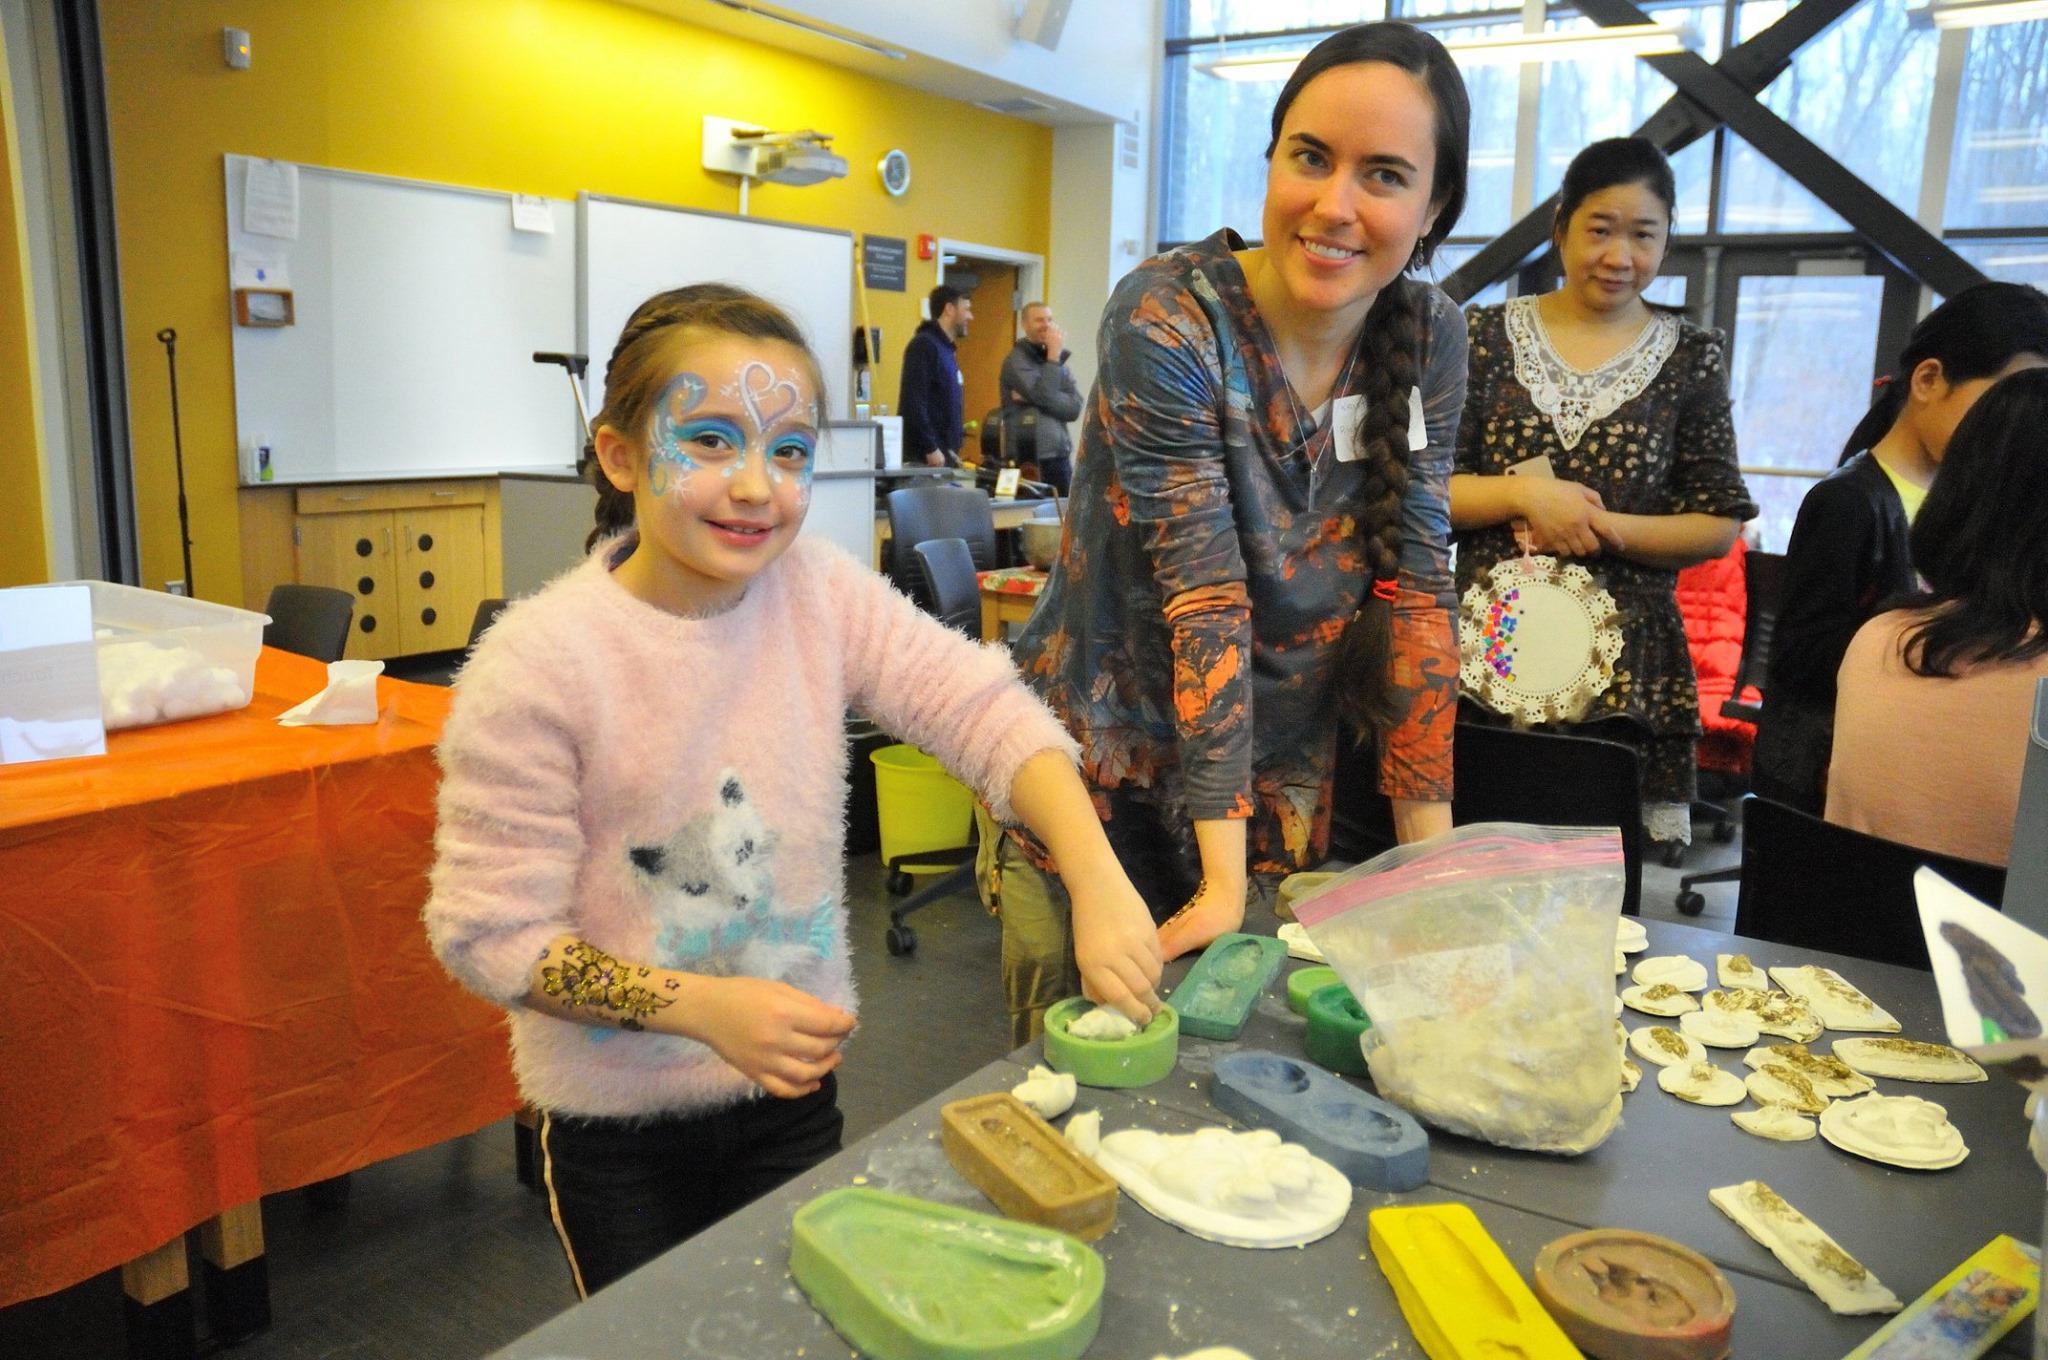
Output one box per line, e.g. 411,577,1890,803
1459,556,1624,724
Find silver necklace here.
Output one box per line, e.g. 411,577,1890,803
1287,344,1359,503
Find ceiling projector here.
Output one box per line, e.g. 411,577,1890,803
735,129,848,186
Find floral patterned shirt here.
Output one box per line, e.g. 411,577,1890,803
1009,231,1465,907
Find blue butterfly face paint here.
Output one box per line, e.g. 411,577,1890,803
647,362,818,506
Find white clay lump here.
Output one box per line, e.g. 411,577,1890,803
1709,1180,1900,1315
1629,1025,1708,1068
1619,1056,1643,1094
1010,1064,1077,1120
1716,952,1767,990
1621,982,1700,1017
1768,966,1901,1033
1745,1063,1831,1116
1701,987,1823,1042
1631,954,1709,992
1830,1037,1987,1084
1732,1106,1817,1142
1658,1060,1747,1106
1741,1044,1873,1097
1615,916,1648,954
1085,1125,1352,1249
1065,1006,1140,1041
1817,1094,1969,1171
1680,1009,1761,1049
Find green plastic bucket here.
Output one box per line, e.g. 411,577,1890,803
870,744,974,872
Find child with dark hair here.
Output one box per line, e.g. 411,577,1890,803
1757,281,2048,813
425,284,1160,1296
990,20,1474,1040
1828,367,2048,865
1451,136,1755,853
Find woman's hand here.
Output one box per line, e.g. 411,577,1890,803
1157,871,1247,963
690,976,856,1099
1519,479,1607,557
1069,874,1164,1028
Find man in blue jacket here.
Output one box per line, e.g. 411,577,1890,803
899,284,971,467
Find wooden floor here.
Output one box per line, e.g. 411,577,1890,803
2,833,1738,1358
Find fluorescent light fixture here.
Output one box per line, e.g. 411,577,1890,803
1200,23,1688,80
1910,0,2048,28
703,0,907,60
1985,250,2048,266
1966,127,2048,151
1977,184,2048,203
1722,204,1819,228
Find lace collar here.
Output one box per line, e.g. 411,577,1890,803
1503,295,1679,451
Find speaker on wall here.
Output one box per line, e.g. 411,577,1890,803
1014,0,1072,51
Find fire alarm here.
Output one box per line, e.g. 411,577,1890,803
916,234,937,261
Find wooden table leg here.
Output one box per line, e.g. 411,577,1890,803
198,1202,270,1344
122,1236,193,1360
979,595,1001,642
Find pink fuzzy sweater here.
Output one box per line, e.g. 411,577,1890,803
424,533,1077,1118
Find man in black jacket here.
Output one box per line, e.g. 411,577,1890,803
899,285,971,467
998,302,1083,494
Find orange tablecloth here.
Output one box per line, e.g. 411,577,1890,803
0,648,518,1307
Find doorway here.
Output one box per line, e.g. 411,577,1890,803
937,239,1044,465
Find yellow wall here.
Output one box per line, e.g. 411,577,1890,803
101,0,1053,604
0,25,51,588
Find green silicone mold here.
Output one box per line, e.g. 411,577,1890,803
1286,965,1344,1016
791,1187,1104,1360
1167,932,1288,1040
1305,982,1373,1077
1041,997,1179,1088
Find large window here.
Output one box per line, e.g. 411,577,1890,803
1159,2,2048,548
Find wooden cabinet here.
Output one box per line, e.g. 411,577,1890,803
238,479,503,661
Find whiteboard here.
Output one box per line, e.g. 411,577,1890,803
579,196,853,430
225,155,580,484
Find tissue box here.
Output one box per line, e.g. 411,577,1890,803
70,581,267,730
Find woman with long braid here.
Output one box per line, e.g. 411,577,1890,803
984,22,1472,1044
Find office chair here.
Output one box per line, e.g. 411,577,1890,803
886,484,997,607
466,597,509,653
1734,794,2006,970
262,584,355,663
879,538,986,955
1675,550,1785,907
2002,678,2048,934
912,539,981,637
1330,718,1645,918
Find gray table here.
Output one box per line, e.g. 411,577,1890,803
494,919,2040,1360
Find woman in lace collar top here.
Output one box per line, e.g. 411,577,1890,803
1448,137,1755,855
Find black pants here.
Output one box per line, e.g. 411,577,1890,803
541,1075,843,1297
1035,453,1072,496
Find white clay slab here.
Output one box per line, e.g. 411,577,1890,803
1745,1064,1831,1116
1629,1024,1708,1068
1658,1060,1747,1106
1277,922,1325,963
1632,954,1709,991
1702,988,1823,1042
1768,966,1901,1033
1741,1044,1874,1097
1830,1037,1987,1084
1615,916,1648,954
1621,982,1701,1017
1614,947,1627,976
1818,1094,1969,1171
1086,1125,1352,1249
1708,1180,1901,1315
1681,1009,1761,1049
1716,952,1767,991
1620,1056,1642,1094
1011,1064,1078,1120
1732,1106,1817,1142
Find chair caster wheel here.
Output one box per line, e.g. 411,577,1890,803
1676,890,1707,916
887,869,914,896
885,924,917,956
1660,841,1687,868
1713,820,1736,843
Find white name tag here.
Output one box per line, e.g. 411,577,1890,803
1331,386,1430,462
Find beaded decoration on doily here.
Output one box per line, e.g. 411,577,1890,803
1459,555,1623,724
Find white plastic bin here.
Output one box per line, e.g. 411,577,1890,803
67,581,269,730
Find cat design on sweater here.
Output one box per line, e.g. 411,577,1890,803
626,772,836,995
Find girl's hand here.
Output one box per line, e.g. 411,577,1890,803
692,977,856,1099
1519,479,1607,558
1069,875,1165,1028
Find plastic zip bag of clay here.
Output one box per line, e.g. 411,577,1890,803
1288,824,1627,1155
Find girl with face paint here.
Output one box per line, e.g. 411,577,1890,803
425,285,1162,1297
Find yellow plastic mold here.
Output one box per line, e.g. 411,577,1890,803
1367,1202,1581,1360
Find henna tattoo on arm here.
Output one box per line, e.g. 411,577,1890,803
539,940,677,1031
